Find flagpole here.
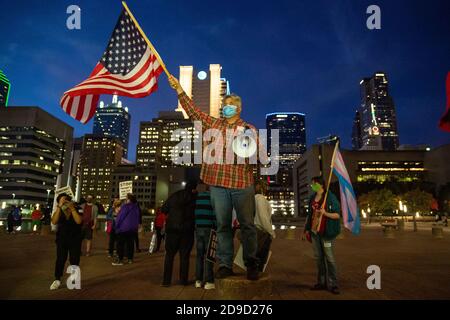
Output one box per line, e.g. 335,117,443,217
122,1,171,77
322,140,339,209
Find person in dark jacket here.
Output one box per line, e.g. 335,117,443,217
302,176,341,295
112,194,140,265
161,181,198,287
7,205,16,234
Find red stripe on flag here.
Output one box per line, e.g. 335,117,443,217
85,95,100,124
76,95,87,121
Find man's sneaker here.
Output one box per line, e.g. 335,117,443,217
50,280,61,290
246,265,259,281
112,259,124,266
330,286,340,295
215,267,234,279
195,281,202,288
204,282,216,290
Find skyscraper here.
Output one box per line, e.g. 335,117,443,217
79,134,124,205
0,107,73,209
93,95,131,158
0,70,11,107
266,112,306,185
176,64,230,118
265,112,306,216
136,111,199,169
352,72,399,151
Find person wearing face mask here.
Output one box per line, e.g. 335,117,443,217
168,74,260,281
302,176,341,295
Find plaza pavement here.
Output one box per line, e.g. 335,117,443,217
0,223,449,300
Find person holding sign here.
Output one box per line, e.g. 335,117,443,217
254,181,275,272
194,182,216,290
302,176,341,295
49,193,82,290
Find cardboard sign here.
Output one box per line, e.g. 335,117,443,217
54,186,74,199
206,229,217,263
119,181,133,200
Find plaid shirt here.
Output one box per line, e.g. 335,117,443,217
178,92,255,189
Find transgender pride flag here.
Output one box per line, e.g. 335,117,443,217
332,147,361,235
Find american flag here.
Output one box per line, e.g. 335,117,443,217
332,146,361,235
60,8,164,123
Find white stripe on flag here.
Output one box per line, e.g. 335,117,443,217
70,96,80,119
80,95,94,123
62,95,70,112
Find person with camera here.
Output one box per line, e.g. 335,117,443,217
50,193,83,290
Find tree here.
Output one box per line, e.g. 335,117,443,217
358,189,397,215
401,189,434,214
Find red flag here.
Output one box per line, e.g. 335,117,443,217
438,72,450,132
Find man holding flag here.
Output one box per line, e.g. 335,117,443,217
303,142,360,295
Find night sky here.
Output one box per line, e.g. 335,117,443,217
1,0,449,161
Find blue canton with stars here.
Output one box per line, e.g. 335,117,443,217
100,10,147,75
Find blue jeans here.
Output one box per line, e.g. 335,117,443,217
311,232,338,287
195,227,214,283
210,185,257,269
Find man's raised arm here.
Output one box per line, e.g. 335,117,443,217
168,74,218,129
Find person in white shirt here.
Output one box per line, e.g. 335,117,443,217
254,182,275,239
253,181,275,272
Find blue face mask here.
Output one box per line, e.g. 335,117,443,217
222,104,238,118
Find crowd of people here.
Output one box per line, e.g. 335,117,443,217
39,73,343,294
159,179,277,289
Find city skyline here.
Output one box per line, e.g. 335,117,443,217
1,0,449,163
